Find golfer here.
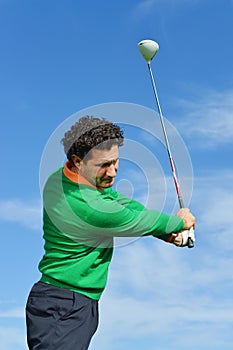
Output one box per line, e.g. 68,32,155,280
26,115,196,350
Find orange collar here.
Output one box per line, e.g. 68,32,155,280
63,161,99,189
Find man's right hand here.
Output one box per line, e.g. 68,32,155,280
175,208,196,230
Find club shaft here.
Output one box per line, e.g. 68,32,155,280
147,63,194,248
147,63,184,208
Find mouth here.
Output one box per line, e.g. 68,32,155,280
97,177,114,187
103,177,113,182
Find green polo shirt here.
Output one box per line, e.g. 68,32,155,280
39,163,184,300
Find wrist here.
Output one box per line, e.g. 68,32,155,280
167,234,177,244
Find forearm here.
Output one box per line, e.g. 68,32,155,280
54,187,185,239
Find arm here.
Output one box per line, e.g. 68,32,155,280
44,171,185,241
66,186,185,238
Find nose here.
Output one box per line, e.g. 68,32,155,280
106,163,117,177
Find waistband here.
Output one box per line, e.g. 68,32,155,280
39,275,100,301
31,280,96,302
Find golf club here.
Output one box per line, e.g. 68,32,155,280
138,39,195,248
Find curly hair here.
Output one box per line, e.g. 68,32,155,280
61,115,124,163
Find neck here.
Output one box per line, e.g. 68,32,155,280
70,165,78,174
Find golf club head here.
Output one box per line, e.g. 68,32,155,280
138,39,159,63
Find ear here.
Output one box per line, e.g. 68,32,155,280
71,155,83,168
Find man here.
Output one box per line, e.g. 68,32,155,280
26,115,196,350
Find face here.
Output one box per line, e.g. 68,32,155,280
74,144,119,188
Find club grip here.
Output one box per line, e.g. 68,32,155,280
187,237,194,249
178,227,195,248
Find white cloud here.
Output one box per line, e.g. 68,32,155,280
89,170,233,350
89,230,233,349
132,0,202,20
0,307,24,318
0,199,42,230
0,327,26,350
191,170,233,252
176,90,233,148
132,0,156,18
90,238,233,349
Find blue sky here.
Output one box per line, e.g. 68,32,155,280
0,0,233,349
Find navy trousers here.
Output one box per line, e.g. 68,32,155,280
26,282,99,350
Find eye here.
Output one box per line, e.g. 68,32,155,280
97,159,118,168
101,162,109,168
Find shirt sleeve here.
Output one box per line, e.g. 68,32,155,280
43,173,184,241
65,186,184,238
